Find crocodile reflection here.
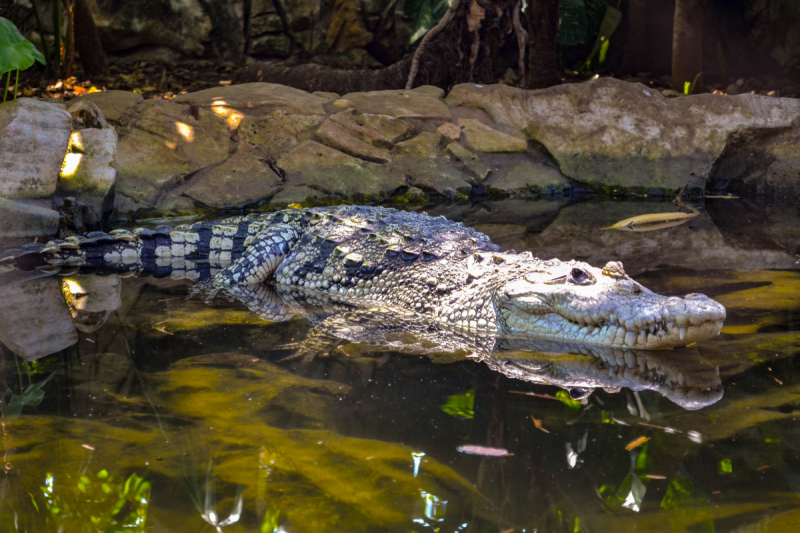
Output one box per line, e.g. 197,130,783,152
196,282,724,410
0,272,723,410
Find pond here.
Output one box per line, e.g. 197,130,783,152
1,197,799,532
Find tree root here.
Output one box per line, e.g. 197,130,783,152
512,0,528,88
406,0,463,89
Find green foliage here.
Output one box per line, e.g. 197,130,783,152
261,505,282,533
0,17,46,74
717,458,732,474
406,0,451,46
2,373,55,420
440,388,475,418
558,0,588,46
37,470,151,532
683,72,703,95
556,390,582,411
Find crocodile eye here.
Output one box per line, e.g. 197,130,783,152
570,268,590,284
569,387,592,400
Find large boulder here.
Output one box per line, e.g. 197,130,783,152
708,125,800,200
172,82,328,116
276,140,404,199
0,98,72,201
0,274,77,360
0,198,60,240
57,101,119,220
446,78,800,194
113,99,230,216
339,86,451,120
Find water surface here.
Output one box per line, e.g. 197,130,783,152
1,198,799,532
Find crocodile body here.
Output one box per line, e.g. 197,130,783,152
4,205,726,350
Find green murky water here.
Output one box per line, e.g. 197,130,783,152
1,199,800,532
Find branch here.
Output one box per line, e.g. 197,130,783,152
405,0,462,89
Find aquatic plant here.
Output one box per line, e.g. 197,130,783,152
33,469,151,532
1,372,54,420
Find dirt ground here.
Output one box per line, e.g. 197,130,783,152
4,56,799,101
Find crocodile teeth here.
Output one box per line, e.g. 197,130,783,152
626,330,637,346
679,327,687,341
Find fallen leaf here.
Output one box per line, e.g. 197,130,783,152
531,415,550,433
457,445,511,457
645,474,666,480
603,211,698,232
625,436,650,451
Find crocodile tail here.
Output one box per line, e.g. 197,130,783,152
3,225,186,273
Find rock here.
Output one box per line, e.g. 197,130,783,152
182,151,282,209
172,83,328,115
338,111,414,146
709,126,800,199
391,186,428,204
339,86,451,119
238,110,325,158
399,157,472,198
436,122,462,141
446,78,800,193
269,185,329,206
114,99,230,213
86,0,212,57
69,91,143,124
250,34,292,57
0,98,72,200
445,142,490,181
332,99,354,109
0,275,77,360
0,198,60,240
394,132,444,158
277,141,404,199
486,161,571,197
67,99,109,130
315,117,392,163
313,91,341,100
392,134,472,197
57,127,119,215
314,110,411,163
326,0,373,52
458,118,527,153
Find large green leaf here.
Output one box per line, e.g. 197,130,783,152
407,0,451,46
558,0,588,46
0,17,46,74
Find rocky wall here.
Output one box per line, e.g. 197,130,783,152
1,77,799,240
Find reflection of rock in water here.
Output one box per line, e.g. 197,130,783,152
62,275,121,333
0,272,77,360
432,200,800,276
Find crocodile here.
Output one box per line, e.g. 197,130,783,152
2,205,726,350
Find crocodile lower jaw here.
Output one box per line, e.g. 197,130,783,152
504,313,724,349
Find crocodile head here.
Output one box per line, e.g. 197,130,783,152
494,258,726,349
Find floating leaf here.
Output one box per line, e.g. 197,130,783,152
625,436,651,451
441,388,475,418
0,17,46,74
717,458,732,474
603,210,698,232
